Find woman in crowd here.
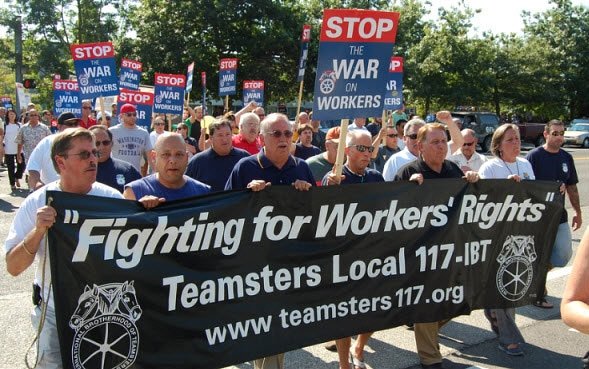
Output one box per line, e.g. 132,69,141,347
3,109,25,190
176,122,198,158
478,123,535,356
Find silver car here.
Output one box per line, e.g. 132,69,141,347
564,122,589,148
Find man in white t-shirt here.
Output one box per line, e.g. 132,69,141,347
382,118,425,180
26,112,81,191
5,128,123,369
448,129,488,172
109,103,154,176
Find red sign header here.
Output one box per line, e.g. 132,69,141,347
319,9,399,43
70,42,115,60
121,58,142,71
53,79,79,91
301,25,311,42
389,57,403,73
219,58,238,70
154,73,186,88
244,80,264,89
119,88,154,106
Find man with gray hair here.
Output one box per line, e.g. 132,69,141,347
448,128,487,172
232,112,262,155
382,118,425,180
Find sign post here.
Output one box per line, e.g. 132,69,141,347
186,62,194,106
295,25,311,129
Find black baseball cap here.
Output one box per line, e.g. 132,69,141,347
58,112,82,126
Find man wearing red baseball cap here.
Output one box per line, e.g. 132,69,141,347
108,103,154,176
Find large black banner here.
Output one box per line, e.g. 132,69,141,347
48,179,562,369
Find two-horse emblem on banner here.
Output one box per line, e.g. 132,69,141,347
69,281,142,369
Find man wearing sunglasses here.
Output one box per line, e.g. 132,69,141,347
80,99,97,129
109,103,154,176
382,118,425,181
225,113,313,369
5,128,123,369
526,119,582,309
447,129,487,173
90,125,141,193
26,112,81,192
371,125,401,173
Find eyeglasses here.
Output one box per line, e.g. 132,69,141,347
350,144,375,153
463,142,475,147
29,114,39,117
82,106,92,110
267,130,293,138
550,131,565,136
62,149,100,160
96,140,111,147
154,122,165,126
177,127,187,130
407,133,418,140
125,113,137,117
387,134,398,138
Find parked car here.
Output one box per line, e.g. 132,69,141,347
514,122,546,147
564,122,589,148
451,112,500,152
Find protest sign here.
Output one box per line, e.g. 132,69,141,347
219,58,238,96
243,80,264,106
70,42,119,99
312,9,399,120
186,62,195,93
53,78,81,116
49,179,560,369
297,25,312,82
117,88,154,130
384,56,403,110
153,73,185,115
119,59,142,90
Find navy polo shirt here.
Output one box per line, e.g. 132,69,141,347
322,165,384,185
294,143,321,161
225,149,316,190
186,147,250,192
96,157,142,193
395,158,463,181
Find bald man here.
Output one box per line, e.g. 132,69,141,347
124,133,210,207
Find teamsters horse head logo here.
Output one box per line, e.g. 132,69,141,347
69,281,141,369
496,235,537,301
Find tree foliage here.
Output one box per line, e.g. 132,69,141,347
1,0,589,120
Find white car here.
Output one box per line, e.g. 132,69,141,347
564,122,589,148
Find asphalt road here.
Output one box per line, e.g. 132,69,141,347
0,145,588,369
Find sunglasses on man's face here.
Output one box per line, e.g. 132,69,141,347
350,144,375,153
550,131,565,136
267,130,293,138
406,133,418,140
463,142,475,147
95,140,112,147
62,149,100,160
387,134,398,138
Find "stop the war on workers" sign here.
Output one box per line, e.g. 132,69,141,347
119,59,142,91
118,88,154,131
53,78,81,117
219,58,238,97
153,73,186,115
243,80,264,106
312,9,399,120
70,42,119,100
384,56,404,110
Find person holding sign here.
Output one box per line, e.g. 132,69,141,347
322,129,383,369
225,113,314,369
5,128,123,369
395,123,479,369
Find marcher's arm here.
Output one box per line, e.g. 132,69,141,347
5,206,56,276
28,170,42,190
566,184,582,231
562,227,589,333
185,105,197,123
234,102,256,125
437,110,463,153
371,128,386,159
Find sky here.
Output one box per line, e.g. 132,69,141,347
426,0,589,36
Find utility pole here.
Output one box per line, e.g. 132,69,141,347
14,15,23,112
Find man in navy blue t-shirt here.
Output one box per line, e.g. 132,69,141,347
186,119,249,192
526,119,582,308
